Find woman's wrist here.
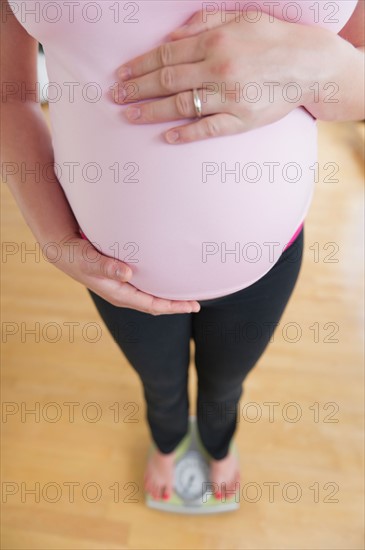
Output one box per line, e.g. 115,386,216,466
298,27,365,121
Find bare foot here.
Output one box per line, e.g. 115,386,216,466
144,448,176,500
210,449,241,500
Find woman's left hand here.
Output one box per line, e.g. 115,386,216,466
112,9,326,143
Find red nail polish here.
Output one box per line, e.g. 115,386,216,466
215,492,221,499
163,493,170,500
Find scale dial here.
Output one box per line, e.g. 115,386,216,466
174,450,211,502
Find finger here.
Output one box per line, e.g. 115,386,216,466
119,284,201,315
117,34,204,81
124,88,221,123
164,113,245,144
115,60,207,104
81,243,133,282
167,9,240,40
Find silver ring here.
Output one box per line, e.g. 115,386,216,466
192,88,202,118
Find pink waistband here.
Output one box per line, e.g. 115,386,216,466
283,222,304,251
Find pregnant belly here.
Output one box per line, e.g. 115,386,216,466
50,92,316,300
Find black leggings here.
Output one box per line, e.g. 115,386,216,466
87,226,304,460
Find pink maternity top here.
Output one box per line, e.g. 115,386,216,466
9,0,358,299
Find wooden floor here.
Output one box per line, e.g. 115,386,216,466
1,105,364,549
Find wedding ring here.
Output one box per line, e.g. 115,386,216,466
192,88,202,118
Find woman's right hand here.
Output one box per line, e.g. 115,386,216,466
48,232,201,315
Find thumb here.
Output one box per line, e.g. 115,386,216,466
166,9,239,40
83,243,133,282
99,255,133,282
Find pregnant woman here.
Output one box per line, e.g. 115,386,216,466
2,0,364,502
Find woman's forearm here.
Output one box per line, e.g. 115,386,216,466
1,101,80,248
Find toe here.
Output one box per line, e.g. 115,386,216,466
162,482,172,500
153,483,160,500
221,482,228,499
160,485,167,500
226,480,237,499
225,469,240,498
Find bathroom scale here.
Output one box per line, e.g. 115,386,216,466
145,415,240,514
